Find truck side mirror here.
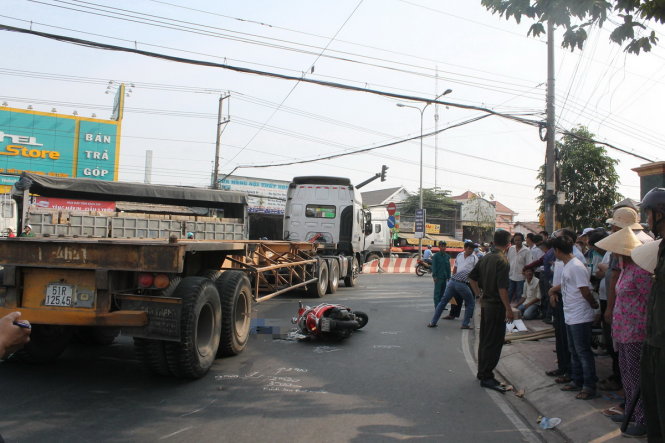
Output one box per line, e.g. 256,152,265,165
364,221,373,235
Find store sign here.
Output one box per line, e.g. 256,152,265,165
35,197,116,211
219,175,289,215
425,223,440,234
0,108,120,181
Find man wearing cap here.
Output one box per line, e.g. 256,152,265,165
431,241,451,308
19,225,35,237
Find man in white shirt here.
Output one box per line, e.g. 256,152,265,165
549,235,598,399
422,245,433,264
507,233,531,304
513,268,540,320
441,241,479,321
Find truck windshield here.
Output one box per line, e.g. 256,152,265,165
305,205,336,219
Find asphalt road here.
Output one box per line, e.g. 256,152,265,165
0,273,546,443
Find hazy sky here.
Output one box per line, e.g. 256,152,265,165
3,0,664,221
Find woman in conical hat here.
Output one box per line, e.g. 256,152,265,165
595,227,651,437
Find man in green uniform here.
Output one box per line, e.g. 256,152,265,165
639,188,665,441
431,241,451,308
469,229,514,392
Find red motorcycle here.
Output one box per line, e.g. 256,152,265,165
292,302,368,340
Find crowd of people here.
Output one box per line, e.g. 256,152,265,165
426,192,665,440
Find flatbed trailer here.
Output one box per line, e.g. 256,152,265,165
0,173,354,378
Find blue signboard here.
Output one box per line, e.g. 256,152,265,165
387,215,395,228
0,108,120,181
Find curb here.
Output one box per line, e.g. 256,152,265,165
471,308,622,442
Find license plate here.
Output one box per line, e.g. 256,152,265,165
45,284,73,307
320,317,331,332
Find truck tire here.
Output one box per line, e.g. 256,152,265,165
307,259,328,298
134,338,171,376
365,253,380,263
133,277,182,376
343,256,359,287
11,325,73,363
164,277,222,379
326,260,339,294
215,271,253,357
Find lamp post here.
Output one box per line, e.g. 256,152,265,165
397,88,452,258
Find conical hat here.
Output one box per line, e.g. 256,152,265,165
631,239,662,274
595,227,642,256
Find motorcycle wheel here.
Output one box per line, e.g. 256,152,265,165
415,264,426,277
354,311,369,329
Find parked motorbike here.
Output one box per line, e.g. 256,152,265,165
415,259,432,277
292,302,368,340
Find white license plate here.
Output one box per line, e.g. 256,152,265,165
45,284,73,307
320,317,331,332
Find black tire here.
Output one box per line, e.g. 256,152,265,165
164,277,222,379
75,327,120,346
134,337,171,376
343,256,359,287
200,269,223,281
11,325,73,363
308,259,328,298
354,311,369,329
415,264,426,277
215,271,253,357
365,253,380,263
326,260,339,294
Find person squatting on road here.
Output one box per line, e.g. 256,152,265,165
427,241,479,329
469,229,513,392
596,227,652,438
637,187,665,442
431,241,451,309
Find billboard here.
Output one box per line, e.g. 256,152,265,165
0,107,121,185
219,175,289,215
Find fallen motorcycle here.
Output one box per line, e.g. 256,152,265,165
415,259,432,276
292,302,368,340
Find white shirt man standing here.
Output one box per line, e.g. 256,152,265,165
506,232,531,304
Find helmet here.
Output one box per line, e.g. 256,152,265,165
641,188,665,236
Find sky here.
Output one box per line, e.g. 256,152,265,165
2,0,665,221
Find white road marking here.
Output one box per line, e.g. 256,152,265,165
461,330,541,443
159,426,193,440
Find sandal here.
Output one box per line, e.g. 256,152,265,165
554,376,572,384
442,315,455,320
545,369,565,377
576,390,597,400
601,406,624,417
460,325,472,329
427,323,437,328
560,383,582,392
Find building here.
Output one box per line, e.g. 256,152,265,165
490,200,518,231
451,191,496,243
360,186,409,207
513,221,543,237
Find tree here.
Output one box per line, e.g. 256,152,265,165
481,0,664,54
400,188,456,217
536,126,621,231
465,192,496,242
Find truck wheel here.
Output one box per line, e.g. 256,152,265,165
164,277,222,379
365,253,380,263
134,338,171,376
75,327,120,346
11,325,73,363
215,271,253,357
326,260,339,294
344,257,359,287
307,259,328,298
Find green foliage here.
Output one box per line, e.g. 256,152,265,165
536,126,622,231
401,188,456,217
481,0,663,54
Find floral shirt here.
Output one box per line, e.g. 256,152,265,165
612,260,652,344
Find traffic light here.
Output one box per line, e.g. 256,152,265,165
380,165,388,181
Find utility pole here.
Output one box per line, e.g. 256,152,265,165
212,93,231,189
545,20,556,233
434,65,439,190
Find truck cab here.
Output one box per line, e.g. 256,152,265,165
283,176,370,257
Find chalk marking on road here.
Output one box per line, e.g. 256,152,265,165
313,346,341,353
159,426,193,440
372,345,401,349
180,400,217,417
461,330,541,443
275,367,308,374
380,331,401,335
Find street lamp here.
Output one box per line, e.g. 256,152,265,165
397,88,452,258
